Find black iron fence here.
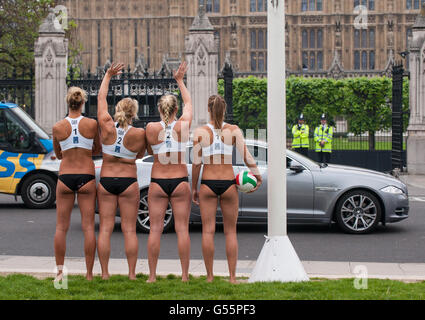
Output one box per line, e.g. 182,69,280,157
0,69,34,118
67,65,181,127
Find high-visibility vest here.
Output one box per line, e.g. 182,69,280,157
314,125,333,153
292,124,309,149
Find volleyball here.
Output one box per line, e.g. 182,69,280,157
236,170,257,193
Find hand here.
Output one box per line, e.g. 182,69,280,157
106,62,125,77
320,140,325,147
173,61,188,82
248,174,263,193
192,190,199,206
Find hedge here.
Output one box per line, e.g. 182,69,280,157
218,76,410,134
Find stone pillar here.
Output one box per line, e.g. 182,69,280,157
185,5,218,129
34,9,68,135
407,5,425,174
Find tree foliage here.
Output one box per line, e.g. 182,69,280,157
0,0,55,73
218,76,410,149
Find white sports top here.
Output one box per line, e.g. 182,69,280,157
151,121,187,155
102,123,137,159
202,123,233,157
59,116,93,151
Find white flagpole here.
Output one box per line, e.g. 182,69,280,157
248,0,309,283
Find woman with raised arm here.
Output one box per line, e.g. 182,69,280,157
145,61,192,282
97,63,146,280
191,95,262,284
53,87,101,281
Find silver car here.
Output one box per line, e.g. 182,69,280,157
94,140,409,234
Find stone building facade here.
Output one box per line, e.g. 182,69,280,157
58,0,421,74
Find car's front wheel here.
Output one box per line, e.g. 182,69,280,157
335,190,381,234
136,189,174,233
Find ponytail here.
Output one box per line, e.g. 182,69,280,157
208,95,226,129
114,98,139,130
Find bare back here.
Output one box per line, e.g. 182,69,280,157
53,117,99,175
100,120,146,178
146,119,190,178
194,122,239,180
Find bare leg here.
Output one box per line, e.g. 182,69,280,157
54,181,75,278
77,180,97,280
118,182,140,280
170,182,191,282
97,184,118,280
220,185,239,284
146,183,169,283
199,184,218,283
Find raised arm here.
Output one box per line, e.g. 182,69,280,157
234,127,262,193
97,63,124,128
174,61,193,126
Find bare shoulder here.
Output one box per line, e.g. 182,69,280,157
82,117,99,129
224,123,241,135
52,119,66,133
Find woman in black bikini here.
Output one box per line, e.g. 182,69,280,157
53,87,101,281
145,61,192,282
192,95,262,284
97,63,146,280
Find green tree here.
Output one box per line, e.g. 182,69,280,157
341,77,393,150
0,0,55,74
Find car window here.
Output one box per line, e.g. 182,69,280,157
143,155,154,163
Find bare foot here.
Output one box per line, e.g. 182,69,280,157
129,274,137,281
182,275,189,282
229,278,239,284
86,273,94,281
206,276,214,283
146,277,156,283
101,273,110,280
53,273,63,283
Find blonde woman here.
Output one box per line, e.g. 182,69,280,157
97,63,146,280
192,95,262,284
145,61,192,282
53,87,101,281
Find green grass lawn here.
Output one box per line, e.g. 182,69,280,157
0,274,424,300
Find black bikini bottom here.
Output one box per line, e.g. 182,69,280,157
100,177,138,195
150,177,189,197
201,179,236,196
58,174,95,192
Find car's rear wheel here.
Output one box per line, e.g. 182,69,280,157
136,189,174,233
21,174,57,209
335,190,381,234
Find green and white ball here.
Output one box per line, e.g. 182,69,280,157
236,170,257,193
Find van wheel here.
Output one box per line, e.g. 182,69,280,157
21,174,56,209
136,189,174,233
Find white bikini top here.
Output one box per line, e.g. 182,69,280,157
151,121,187,155
202,123,233,157
59,116,93,151
102,123,138,159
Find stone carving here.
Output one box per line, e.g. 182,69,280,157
39,8,65,34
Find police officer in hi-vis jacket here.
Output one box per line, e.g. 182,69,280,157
291,113,309,157
314,114,333,164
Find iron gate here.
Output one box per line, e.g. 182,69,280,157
0,69,35,118
391,63,405,171
67,65,181,128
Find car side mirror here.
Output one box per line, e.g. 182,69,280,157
289,165,304,173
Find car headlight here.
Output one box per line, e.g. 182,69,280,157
381,186,405,194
